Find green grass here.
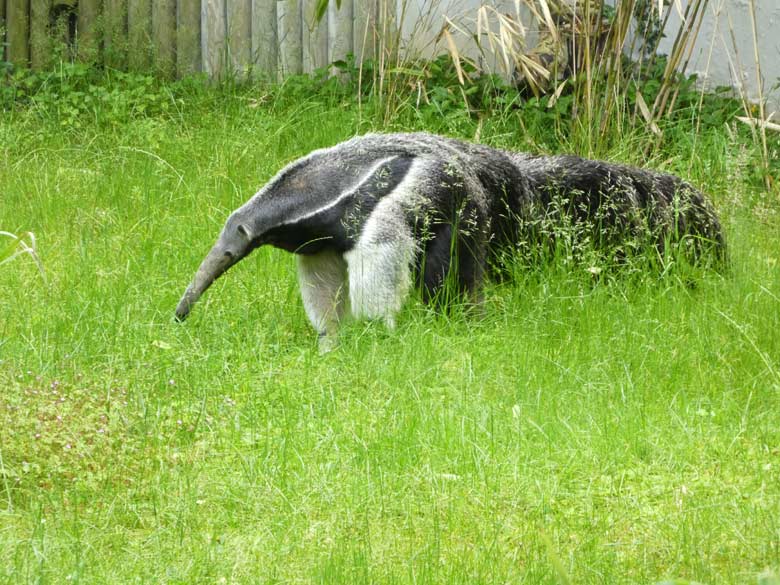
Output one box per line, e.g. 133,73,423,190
0,82,778,584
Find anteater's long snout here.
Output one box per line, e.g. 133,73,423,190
174,242,240,322
174,285,197,321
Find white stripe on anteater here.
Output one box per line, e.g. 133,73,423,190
344,158,426,328
281,155,399,228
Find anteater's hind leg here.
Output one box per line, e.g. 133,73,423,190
297,250,349,353
421,214,487,308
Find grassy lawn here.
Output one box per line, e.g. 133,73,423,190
1,80,778,584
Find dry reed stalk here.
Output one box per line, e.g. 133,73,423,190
723,8,766,175
429,0,722,154
746,0,771,191
595,0,636,139
663,0,708,118
691,0,725,169
581,0,594,143
737,116,780,133
632,2,674,93
650,0,709,121
637,0,710,156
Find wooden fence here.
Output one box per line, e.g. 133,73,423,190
0,0,387,78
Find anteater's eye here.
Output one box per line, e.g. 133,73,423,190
237,224,249,237
224,251,234,259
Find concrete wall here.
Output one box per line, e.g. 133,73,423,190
398,0,521,70
400,0,779,112
657,0,780,111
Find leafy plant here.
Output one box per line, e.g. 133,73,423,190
313,0,343,23
1,62,177,129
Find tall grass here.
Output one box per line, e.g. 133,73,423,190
0,68,778,582
1,3,779,580
0,231,46,283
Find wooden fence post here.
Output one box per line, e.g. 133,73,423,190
7,0,30,67
30,0,51,69
0,0,387,79
227,0,251,78
277,0,301,76
251,0,276,77
152,0,175,76
354,0,378,65
77,0,102,63
1,0,6,63
202,0,226,79
377,0,397,73
328,0,352,66
128,0,152,70
104,0,128,69
302,0,327,74
177,0,200,76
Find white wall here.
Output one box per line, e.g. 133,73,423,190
657,0,780,112
400,0,779,112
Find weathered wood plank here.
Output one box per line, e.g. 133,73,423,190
354,0,377,64
0,0,7,63
251,0,276,77
177,0,201,76
302,0,327,74
104,0,128,69
7,0,30,66
30,0,52,69
152,0,175,77
128,0,152,70
376,0,397,68
328,0,352,65
78,0,102,62
227,0,251,78
277,0,302,76
202,0,226,79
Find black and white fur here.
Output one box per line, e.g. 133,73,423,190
175,132,724,350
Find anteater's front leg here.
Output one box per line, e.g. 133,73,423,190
297,250,349,353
